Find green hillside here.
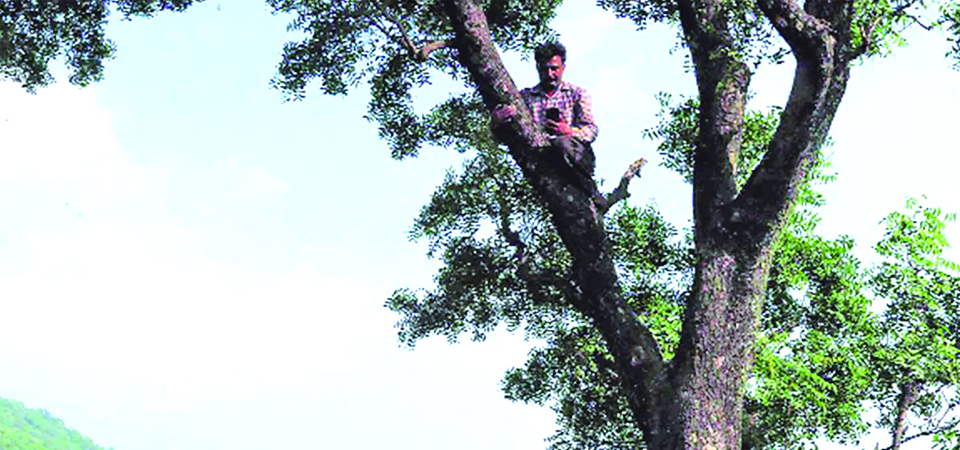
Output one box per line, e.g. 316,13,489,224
0,397,109,450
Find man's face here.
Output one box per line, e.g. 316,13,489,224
537,55,565,92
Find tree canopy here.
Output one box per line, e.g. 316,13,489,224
0,0,195,91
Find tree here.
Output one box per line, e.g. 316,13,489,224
261,0,960,448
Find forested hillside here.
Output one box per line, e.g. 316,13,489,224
0,397,108,450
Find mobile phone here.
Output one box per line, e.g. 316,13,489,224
545,107,561,122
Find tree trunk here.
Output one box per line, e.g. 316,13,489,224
670,248,772,448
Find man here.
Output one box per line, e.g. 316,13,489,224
490,41,603,211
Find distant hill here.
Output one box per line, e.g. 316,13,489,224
0,397,109,450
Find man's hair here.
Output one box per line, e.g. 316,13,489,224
534,41,567,65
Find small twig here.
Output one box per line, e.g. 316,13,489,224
488,194,582,306
367,1,413,53
601,158,647,214
853,15,882,56
905,12,936,30
486,180,527,263
364,12,408,51
388,10,418,57
500,213,527,263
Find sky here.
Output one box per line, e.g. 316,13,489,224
1,1,958,449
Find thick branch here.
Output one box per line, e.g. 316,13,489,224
756,0,832,59
602,158,647,214
675,0,726,61
441,0,545,149
675,0,750,245
733,0,852,246
441,0,671,444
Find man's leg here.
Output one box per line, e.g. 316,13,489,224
554,136,606,215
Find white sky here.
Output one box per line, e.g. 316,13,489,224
0,1,958,449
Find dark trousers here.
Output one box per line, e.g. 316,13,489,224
553,135,598,198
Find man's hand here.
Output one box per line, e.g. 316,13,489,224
546,119,574,136
491,104,517,128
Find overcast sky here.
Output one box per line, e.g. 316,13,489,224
1,1,958,449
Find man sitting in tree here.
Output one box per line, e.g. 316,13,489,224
490,40,604,214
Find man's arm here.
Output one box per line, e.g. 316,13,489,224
571,88,598,143
489,104,517,141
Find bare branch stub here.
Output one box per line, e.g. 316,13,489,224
417,39,451,61
602,157,647,214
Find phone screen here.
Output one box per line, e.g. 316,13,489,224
546,108,560,121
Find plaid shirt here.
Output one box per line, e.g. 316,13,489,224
520,80,598,143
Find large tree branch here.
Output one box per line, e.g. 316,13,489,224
675,0,750,245
732,0,853,246
440,0,545,150
441,0,672,444
675,0,725,61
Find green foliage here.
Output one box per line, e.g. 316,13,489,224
849,0,960,63
735,179,876,449
642,93,783,189
0,396,110,450
609,205,693,359
387,146,577,345
869,198,960,449
504,325,643,450
0,0,199,91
